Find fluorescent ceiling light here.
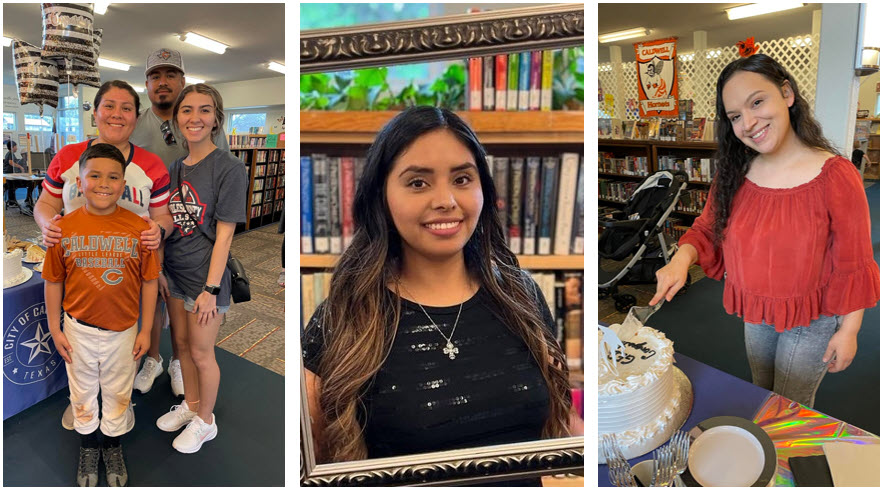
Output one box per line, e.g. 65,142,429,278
267,62,285,74
93,2,110,15
181,32,227,54
726,3,804,21
599,28,649,43
2,36,12,47
98,58,130,71
132,86,144,93
185,76,206,84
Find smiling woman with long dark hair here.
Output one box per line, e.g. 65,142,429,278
302,106,581,484
652,54,879,408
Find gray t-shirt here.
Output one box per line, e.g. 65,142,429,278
165,148,248,304
130,107,230,169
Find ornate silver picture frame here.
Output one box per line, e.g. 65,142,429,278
300,4,584,486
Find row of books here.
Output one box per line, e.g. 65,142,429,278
657,155,718,183
300,271,584,371
465,50,555,111
250,201,284,219
254,163,285,179
256,149,284,164
252,176,284,192
598,152,650,177
677,189,709,214
300,152,585,256
598,179,639,203
661,217,690,242
229,135,268,148
599,117,715,142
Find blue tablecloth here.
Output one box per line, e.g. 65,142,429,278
598,352,773,487
3,266,68,419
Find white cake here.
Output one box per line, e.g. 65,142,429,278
598,325,692,463
4,248,26,287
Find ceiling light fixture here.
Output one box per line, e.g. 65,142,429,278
726,2,804,21
185,76,206,84
599,28,650,44
180,32,227,54
2,36,12,47
132,86,145,93
267,62,285,74
98,58,130,71
93,2,111,15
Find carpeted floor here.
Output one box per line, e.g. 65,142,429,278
598,181,881,435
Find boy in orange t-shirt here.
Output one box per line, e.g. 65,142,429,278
44,143,159,487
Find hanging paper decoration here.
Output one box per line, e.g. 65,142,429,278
40,3,95,63
737,37,760,58
634,37,679,118
12,40,60,114
58,28,102,89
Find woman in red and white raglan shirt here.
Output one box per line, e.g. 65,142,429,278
36,80,173,247
34,80,174,432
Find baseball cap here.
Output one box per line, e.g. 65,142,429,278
145,48,185,77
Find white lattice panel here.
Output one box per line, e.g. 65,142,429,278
599,34,820,121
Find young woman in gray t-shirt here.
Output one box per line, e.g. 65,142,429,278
155,84,247,454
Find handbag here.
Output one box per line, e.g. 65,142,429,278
176,162,251,303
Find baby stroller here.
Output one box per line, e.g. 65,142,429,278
599,170,690,312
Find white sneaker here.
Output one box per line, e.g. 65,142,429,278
156,399,197,432
172,414,217,454
168,358,184,398
133,355,163,394
62,402,74,430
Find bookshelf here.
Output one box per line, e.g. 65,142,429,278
228,134,285,233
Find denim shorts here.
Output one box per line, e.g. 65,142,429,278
164,273,230,315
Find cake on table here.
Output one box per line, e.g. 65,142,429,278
3,235,27,288
598,324,693,463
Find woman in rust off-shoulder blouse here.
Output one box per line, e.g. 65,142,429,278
651,54,880,408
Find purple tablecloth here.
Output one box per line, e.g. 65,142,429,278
598,352,773,487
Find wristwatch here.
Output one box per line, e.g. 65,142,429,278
204,284,221,295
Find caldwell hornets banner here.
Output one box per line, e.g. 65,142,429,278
4,278,68,419
634,37,679,117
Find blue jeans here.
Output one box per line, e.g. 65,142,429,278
165,273,230,315
744,315,843,408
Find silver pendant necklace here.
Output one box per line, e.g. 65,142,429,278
399,283,464,360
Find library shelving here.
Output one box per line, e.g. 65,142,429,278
301,109,585,377
228,134,285,233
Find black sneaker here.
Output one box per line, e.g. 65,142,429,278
77,447,100,487
101,444,128,487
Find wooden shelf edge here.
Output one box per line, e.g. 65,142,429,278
300,254,584,270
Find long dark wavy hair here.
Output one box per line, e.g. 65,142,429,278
712,54,840,245
314,106,572,462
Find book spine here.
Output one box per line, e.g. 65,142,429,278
538,156,559,255
300,156,314,254
571,157,584,255
529,51,541,111
312,154,330,253
469,57,482,111
495,54,507,111
492,156,509,234
553,153,579,255
483,56,495,111
314,270,325,308
328,157,342,254
508,157,525,254
522,156,541,255
301,273,315,330
340,156,355,250
518,52,531,111
554,281,565,346
541,50,554,111
507,53,519,111
563,272,583,370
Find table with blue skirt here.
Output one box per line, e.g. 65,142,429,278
3,265,68,419
598,352,879,487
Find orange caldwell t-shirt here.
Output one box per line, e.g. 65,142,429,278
42,206,160,331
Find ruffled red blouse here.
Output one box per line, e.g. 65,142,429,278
679,156,879,332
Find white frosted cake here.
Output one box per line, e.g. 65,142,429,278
598,325,692,463
4,248,25,287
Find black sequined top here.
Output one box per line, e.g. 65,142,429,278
302,277,563,486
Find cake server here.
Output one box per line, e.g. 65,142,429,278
620,300,664,334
